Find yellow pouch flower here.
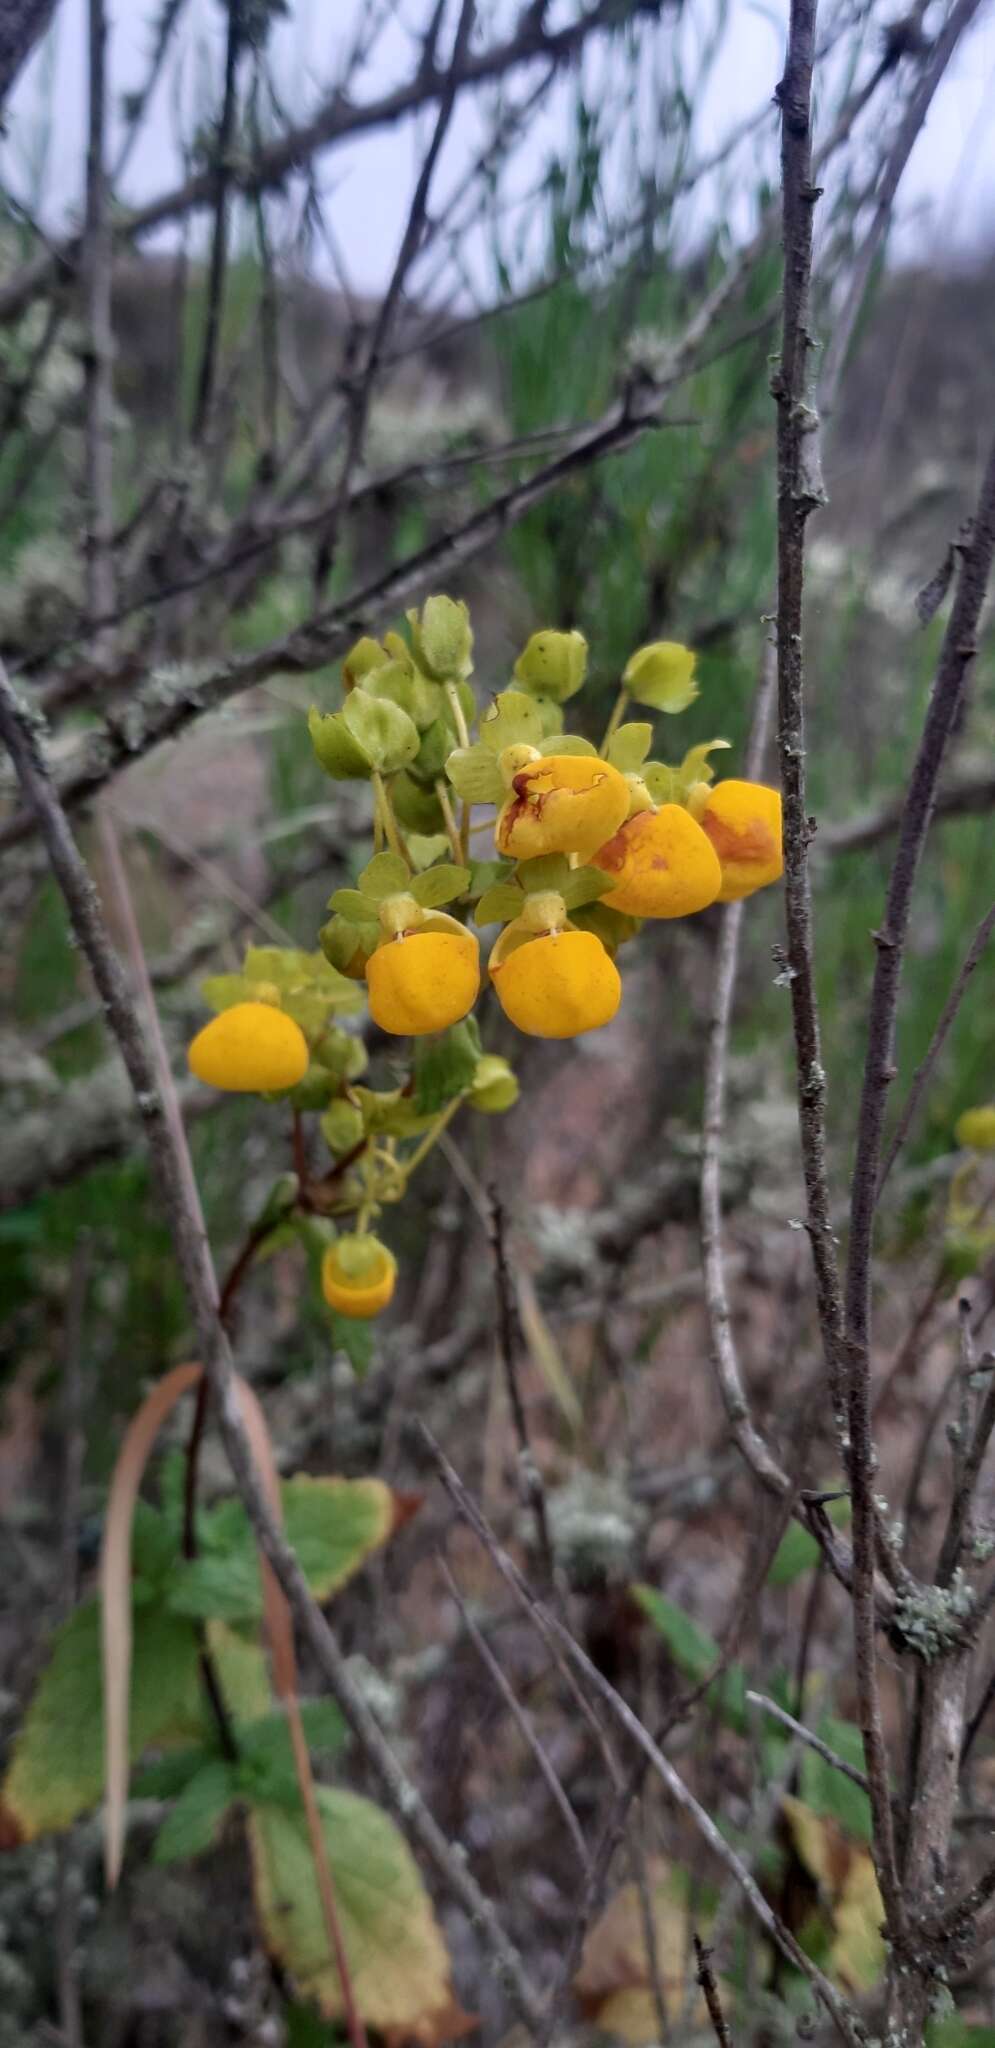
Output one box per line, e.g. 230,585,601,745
697,779,783,901
321,1234,397,1320
592,804,721,917
496,754,629,862
956,1105,995,1152
366,923,480,1036
187,1001,309,1093
490,926,621,1039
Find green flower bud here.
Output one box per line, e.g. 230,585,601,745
342,636,390,690
622,641,698,713
406,594,474,681
320,1100,367,1157
470,1055,519,1113
513,629,588,703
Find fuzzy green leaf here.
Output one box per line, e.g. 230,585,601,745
412,1018,481,1114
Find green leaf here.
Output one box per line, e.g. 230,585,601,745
308,707,373,780
247,1787,460,2035
514,853,571,892
467,859,513,898
169,1478,400,1624
560,865,613,911
412,1018,482,1114
342,690,420,774
407,594,473,681
134,1747,214,1800
606,723,654,773
799,1718,873,1843
768,1522,821,1586
0,1602,203,1842
474,883,526,927
445,744,503,804
410,864,471,909
237,1699,348,1807
329,1314,375,1378
153,1760,236,1864
631,1585,746,1733
169,1549,263,1624
478,689,544,754
358,851,411,900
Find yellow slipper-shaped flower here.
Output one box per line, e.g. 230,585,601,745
592,804,721,917
496,754,630,862
697,779,783,901
366,922,480,1036
490,925,621,1039
187,1001,309,1092
321,1235,397,1320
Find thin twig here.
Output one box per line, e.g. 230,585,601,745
81,0,115,645
693,1934,734,2048
489,1189,558,1589
877,899,995,1196
746,1691,871,1794
191,0,242,446
438,1556,590,1876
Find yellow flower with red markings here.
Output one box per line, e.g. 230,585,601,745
592,803,721,918
496,753,629,863
187,1001,309,1093
321,1234,397,1320
695,779,783,902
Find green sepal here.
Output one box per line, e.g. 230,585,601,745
474,883,527,927
467,858,513,898
513,853,572,892
478,688,544,753
406,832,451,871
677,737,731,789
200,972,265,1013
329,1314,375,1378
512,627,587,703
320,1100,366,1158
308,705,373,780
391,771,445,832
409,863,470,909
569,901,641,953
622,640,699,713
319,915,374,975
350,1087,436,1138
445,744,503,805
341,689,420,774
286,1065,339,1112
409,716,453,781
361,658,440,731
412,1017,482,1115
642,760,678,804
329,889,376,922
560,864,613,910
342,636,390,689
406,594,474,681
357,850,411,900
607,723,654,773
313,1029,367,1082
536,733,598,758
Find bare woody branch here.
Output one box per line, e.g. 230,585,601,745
0,0,59,106
0,0,661,325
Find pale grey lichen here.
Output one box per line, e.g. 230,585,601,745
545,1468,646,1590
894,1569,975,1660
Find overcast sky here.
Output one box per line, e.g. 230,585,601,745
5,0,995,299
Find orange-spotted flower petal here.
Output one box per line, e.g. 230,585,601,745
187,1002,309,1093
366,927,480,1036
698,779,783,902
593,804,721,918
490,927,621,1039
496,754,629,862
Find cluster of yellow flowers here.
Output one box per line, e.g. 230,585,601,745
187,597,782,1320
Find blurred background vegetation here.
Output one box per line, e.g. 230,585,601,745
1,0,993,2041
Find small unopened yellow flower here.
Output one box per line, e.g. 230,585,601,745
496,754,629,862
696,779,783,901
187,1002,309,1092
956,1106,995,1153
321,1235,397,1320
366,921,480,1036
593,804,721,917
490,926,621,1039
